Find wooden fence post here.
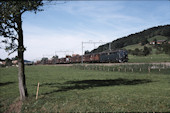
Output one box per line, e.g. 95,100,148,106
159,68,161,72
140,68,142,72
148,67,150,73
36,82,40,100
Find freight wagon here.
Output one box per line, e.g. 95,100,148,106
56,49,128,64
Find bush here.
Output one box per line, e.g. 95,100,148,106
143,46,151,56
0,64,5,68
129,46,152,56
162,43,170,55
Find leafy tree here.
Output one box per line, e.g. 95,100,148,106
128,46,152,56
52,55,58,59
127,49,132,54
141,38,149,45
41,57,48,64
0,0,44,101
143,46,150,56
133,48,140,56
162,43,170,55
84,50,90,54
12,56,18,60
52,55,58,64
5,58,12,66
153,38,157,45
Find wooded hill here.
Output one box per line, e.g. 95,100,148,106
90,25,170,53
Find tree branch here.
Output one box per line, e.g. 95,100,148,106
7,20,17,31
21,9,27,15
8,47,18,56
1,30,18,41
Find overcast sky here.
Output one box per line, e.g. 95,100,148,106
0,1,170,61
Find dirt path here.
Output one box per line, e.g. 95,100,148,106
5,99,22,113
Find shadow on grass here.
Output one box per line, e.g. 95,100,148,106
39,83,62,87
0,82,15,87
41,78,152,95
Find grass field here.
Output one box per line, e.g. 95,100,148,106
123,44,147,50
0,65,170,112
128,54,170,63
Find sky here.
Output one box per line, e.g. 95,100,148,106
0,0,170,61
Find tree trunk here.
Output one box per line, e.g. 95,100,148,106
17,14,28,101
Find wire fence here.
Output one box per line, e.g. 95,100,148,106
72,64,170,74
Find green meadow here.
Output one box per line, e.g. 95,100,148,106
0,65,170,112
128,54,170,63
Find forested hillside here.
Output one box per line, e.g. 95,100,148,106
90,25,170,53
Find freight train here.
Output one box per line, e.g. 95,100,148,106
37,50,128,64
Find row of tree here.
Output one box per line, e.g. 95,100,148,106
0,58,12,67
127,46,152,56
154,43,170,55
127,42,170,56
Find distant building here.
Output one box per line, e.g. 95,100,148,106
150,41,156,45
12,60,18,65
168,41,170,44
157,40,166,44
0,61,5,65
150,40,167,45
